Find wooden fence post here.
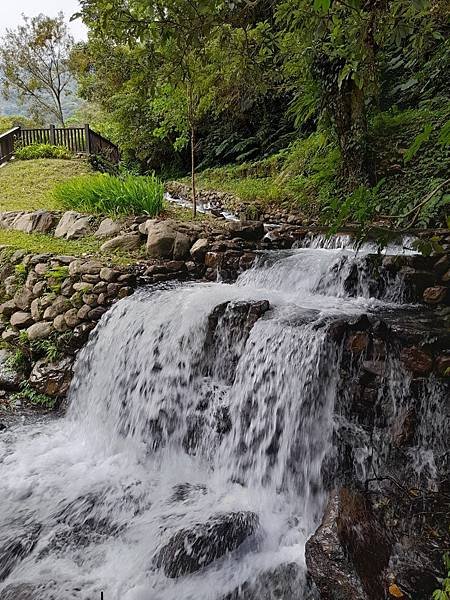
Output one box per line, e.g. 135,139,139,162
49,124,56,145
84,124,91,155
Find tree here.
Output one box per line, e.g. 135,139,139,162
0,13,75,126
277,0,439,188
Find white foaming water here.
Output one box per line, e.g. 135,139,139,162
0,236,429,599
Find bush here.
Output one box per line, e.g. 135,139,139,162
15,143,73,160
53,173,165,216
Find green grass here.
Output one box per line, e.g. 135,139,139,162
15,143,73,161
0,229,101,256
0,159,92,212
53,173,165,217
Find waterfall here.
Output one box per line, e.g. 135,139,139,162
0,237,444,600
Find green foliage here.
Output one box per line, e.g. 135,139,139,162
15,143,73,161
14,263,28,283
404,124,433,163
53,173,165,217
439,120,450,147
30,338,61,363
432,552,450,600
0,115,36,134
5,348,28,372
325,179,386,234
11,381,56,409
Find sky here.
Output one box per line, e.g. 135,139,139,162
0,0,87,40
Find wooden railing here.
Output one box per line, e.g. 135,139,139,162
0,127,21,165
0,124,120,164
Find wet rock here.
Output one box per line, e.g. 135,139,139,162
88,307,106,321
29,357,74,397
204,300,270,384
436,355,450,376
100,233,142,252
155,511,259,577
26,321,53,341
346,331,369,354
399,268,435,298
10,311,34,328
392,407,416,447
423,286,448,305
221,562,309,600
306,488,391,600
0,525,41,581
190,238,209,262
94,217,123,238
400,346,433,376
170,483,207,503
0,349,23,391
227,220,264,241
433,254,449,277
205,251,223,269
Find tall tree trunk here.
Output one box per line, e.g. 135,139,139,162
191,125,197,218
314,53,373,188
334,81,372,187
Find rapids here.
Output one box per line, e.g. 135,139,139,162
0,236,436,600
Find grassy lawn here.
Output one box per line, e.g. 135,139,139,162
0,229,101,256
0,158,92,212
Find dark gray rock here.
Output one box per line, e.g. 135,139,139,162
155,511,259,577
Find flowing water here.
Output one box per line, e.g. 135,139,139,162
0,237,438,600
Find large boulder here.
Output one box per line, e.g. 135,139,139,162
190,238,209,262
29,357,74,397
11,211,58,234
100,233,142,252
305,488,391,600
155,511,259,578
227,220,264,241
94,217,123,239
146,221,178,259
55,212,92,239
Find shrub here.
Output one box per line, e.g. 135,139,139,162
53,173,165,216
15,143,73,160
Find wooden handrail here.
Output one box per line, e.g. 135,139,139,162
0,125,120,165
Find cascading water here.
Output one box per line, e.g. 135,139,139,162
0,237,442,600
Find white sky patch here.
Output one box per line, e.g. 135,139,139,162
0,0,87,40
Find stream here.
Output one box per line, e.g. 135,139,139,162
0,236,444,600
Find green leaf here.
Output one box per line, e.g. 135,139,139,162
404,124,433,163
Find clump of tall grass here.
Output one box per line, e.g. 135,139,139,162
53,173,165,217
